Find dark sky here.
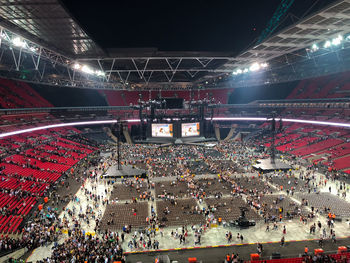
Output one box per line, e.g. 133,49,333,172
61,0,336,53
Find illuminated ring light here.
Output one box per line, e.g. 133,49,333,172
0,119,138,139
0,117,349,139
209,117,350,128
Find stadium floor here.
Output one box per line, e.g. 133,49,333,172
125,237,350,263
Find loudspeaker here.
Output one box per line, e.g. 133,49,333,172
272,252,281,259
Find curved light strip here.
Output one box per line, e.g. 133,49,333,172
0,117,349,139
209,117,350,128
209,117,268,121
280,118,350,128
0,120,118,139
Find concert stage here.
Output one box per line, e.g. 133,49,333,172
135,136,216,145
103,164,147,179
252,158,292,173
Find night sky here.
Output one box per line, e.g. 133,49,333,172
61,0,336,53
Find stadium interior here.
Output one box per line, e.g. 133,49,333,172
1,0,350,263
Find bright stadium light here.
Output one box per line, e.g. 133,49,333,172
243,68,249,73
260,62,268,68
324,40,331,48
95,70,105,77
311,44,319,52
232,69,243,75
332,35,343,46
250,62,260,72
12,37,26,48
73,63,81,70
81,65,94,74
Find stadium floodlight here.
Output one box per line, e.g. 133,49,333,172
73,63,81,70
324,40,331,48
243,68,249,73
81,65,94,74
250,62,260,72
95,70,105,77
232,69,243,75
29,46,36,53
311,44,319,52
260,62,268,68
332,35,343,46
12,37,26,48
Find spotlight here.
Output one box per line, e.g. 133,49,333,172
73,63,81,70
260,62,268,68
332,35,342,46
81,65,93,74
250,62,260,72
95,70,105,77
311,44,319,52
324,40,331,48
12,37,26,48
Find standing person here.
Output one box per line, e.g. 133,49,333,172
240,234,244,243
283,225,286,235
228,231,232,243
332,232,336,243
318,237,323,247
280,236,285,247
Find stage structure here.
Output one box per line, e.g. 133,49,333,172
106,120,147,179
253,114,292,173
134,97,217,144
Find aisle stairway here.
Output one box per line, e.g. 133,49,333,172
123,126,133,144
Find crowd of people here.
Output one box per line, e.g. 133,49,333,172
0,137,349,263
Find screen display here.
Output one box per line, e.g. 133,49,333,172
151,123,173,137
181,122,200,137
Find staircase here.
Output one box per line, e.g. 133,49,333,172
104,127,118,144
122,126,133,144
214,126,221,141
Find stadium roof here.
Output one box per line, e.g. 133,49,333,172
0,0,349,90
0,0,104,57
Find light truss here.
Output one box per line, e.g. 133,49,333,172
0,25,124,90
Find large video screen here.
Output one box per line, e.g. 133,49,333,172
181,122,200,137
151,123,173,137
